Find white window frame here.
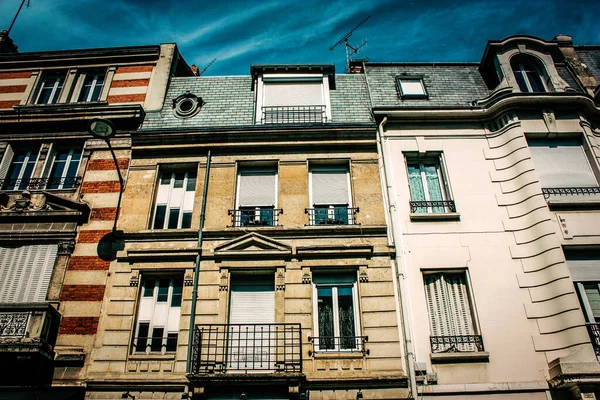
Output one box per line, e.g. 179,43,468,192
43,146,82,189
0,146,40,190
308,164,352,224
255,74,332,124
151,170,196,230
133,276,182,355
73,69,107,103
235,166,278,227
397,76,428,99
312,279,360,352
423,270,482,353
32,71,66,105
405,154,453,213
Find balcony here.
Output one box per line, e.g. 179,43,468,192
430,335,484,353
229,208,282,227
0,176,82,191
409,200,456,214
261,105,326,124
190,324,302,374
305,206,359,226
587,323,600,359
0,302,61,386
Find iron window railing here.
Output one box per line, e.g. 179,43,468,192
228,208,282,227
586,323,600,358
0,312,30,337
430,335,484,353
308,336,368,355
0,176,82,191
305,206,359,225
191,324,302,374
409,200,456,214
262,105,326,124
542,187,600,200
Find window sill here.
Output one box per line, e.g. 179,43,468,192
128,353,176,361
410,212,460,221
547,198,600,211
311,351,366,359
430,351,489,364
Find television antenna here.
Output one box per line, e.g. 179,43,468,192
7,0,31,34
199,58,217,76
330,15,370,72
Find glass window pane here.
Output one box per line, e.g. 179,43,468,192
337,286,356,348
181,212,192,229
584,283,600,319
136,323,149,353
186,172,197,191
317,287,335,349
150,328,164,352
166,333,178,352
168,208,180,229
157,279,169,302
526,70,545,92
160,173,171,185
143,279,155,297
173,173,184,188
171,279,182,307
153,205,166,229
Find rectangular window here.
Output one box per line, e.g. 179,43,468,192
528,138,599,201
76,69,106,102
33,71,66,105
397,76,428,99
312,274,360,351
259,75,329,124
44,146,82,189
152,170,196,229
134,276,183,355
406,155,455,214
0,244,58,303
0,145,40,191
423,271,483,353
233,166,277,227
308,164,354,225
566,250,600,359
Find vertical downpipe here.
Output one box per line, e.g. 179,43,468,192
186,150,211,374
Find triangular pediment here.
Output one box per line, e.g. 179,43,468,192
214,232,292,258
0,191,90,222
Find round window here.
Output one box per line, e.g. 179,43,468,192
173,93,202,118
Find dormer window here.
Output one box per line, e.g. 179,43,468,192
510,54,550,93
253,66,335,125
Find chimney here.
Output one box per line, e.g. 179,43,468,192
0,30,18,54
190,64,199,76
348,59,367,74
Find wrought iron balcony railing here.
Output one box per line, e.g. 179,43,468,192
586,323,600,358
262,105,326,124
410,200,456,214
542,187,600,200
0,312,30,337
305,206,359,226
308,336,368,355
430,335,484,353
0,176,82,191
191,324,302,374
228,208,282,227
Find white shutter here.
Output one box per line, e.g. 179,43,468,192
0,244,58,303
229,280,275,324
237,168,276,207
529,143,597,188
263,82,323,106
40,143,55,188
0,144,14,180
566,257,600,281
311,167,349,205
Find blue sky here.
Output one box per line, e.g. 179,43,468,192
1,0,599,76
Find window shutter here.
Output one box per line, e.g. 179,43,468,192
566,257,600,281
229,280,275,324
0,244,58,303
407,164,426,201
237,168,276,207
264,82,323,106
311,167,349,205
529,143,597,188
424,274,450,337
0,144,14,180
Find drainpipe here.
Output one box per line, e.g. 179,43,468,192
376,116,418,398
186,150,211,374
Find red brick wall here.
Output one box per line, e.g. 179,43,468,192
115,65,153,73
60,285,105,301
59,317,99,335
0,100,20,109
90,207,118,221
81,181,121,194
110,79,150,88
107,94,146,104
0,71,31,79
67,256,110,271
86,158,130,171
77,230,112,243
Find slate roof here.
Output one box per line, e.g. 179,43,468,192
140,74,373,131
575,46,600,82
365,64,491,109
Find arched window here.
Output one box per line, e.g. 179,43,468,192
510,54,550,93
